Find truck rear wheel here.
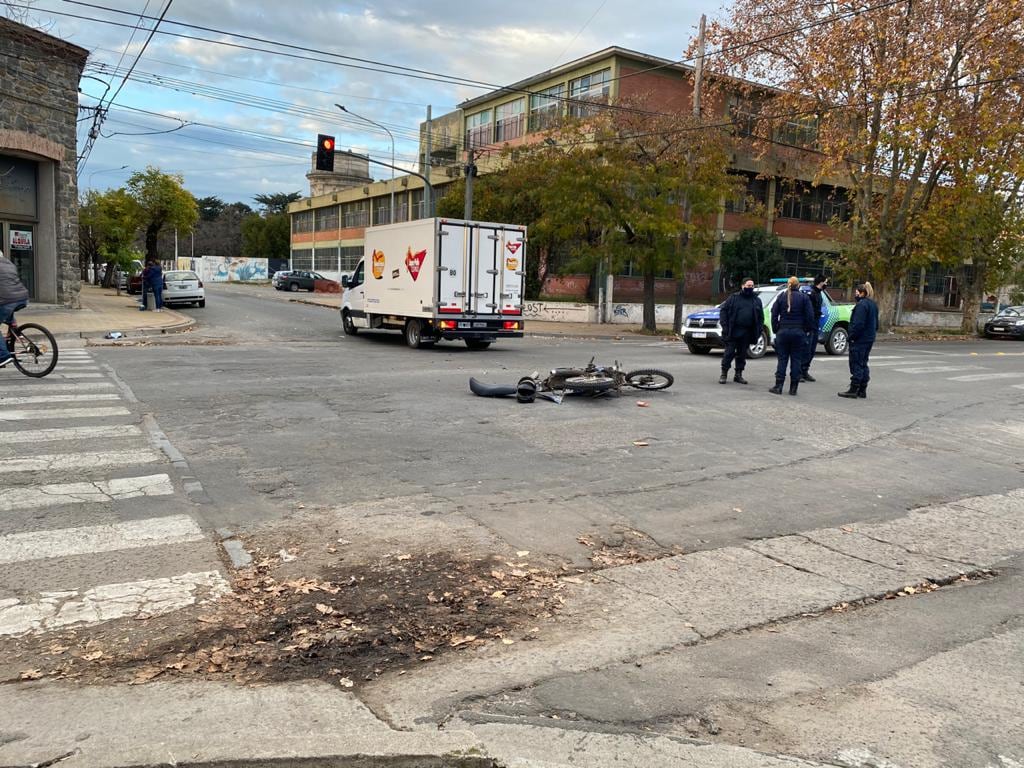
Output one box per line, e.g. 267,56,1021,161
464,339,491,350
404,319,424,349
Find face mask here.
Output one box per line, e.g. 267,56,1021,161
855,294,863,301
742,287,754,295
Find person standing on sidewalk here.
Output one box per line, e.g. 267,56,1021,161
719,277,764,385
0,249,30,368
770,276,815,396
801,275,828,382
839,282,879,399
146,259,165,313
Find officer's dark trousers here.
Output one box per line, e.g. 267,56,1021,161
774,327,807,382
721,332,751,373
801,331,817,374
849,341,873,385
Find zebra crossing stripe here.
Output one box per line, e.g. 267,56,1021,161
50,373,106,379
0,473,174,512
947,373,1023,382
0,449,162,474
0,393,122,406
0,570,229,636
0,514,204,564
0,382,114,393
0,424,142,444
0,406,130,421
892,366,985,374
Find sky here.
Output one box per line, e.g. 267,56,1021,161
8,0,723,205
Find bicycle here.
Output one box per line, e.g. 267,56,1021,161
2,303,59,378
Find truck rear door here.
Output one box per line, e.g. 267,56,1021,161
437,220,468,315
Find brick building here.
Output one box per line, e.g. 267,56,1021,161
0,17,88,306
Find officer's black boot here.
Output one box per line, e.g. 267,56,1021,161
789,379,799,396
857,382,868,399
719,369,728,384
838,379,859,398
769,376,784,395
734,370,748,384
801,371,816,382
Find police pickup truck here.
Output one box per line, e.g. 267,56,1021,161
683,280,854,358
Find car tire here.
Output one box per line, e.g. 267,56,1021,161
747,330,769,359
686,342,712,355
198,299,206,308
289,282,300,292
826,325,849,355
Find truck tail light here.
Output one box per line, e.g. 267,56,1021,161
501,308,522,315
439,320,458,330
438,306,461,314
503,320,521,330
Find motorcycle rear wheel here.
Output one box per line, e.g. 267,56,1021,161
561,374,616,394
625,368,674,390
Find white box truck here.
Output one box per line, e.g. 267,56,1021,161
340,217,527,349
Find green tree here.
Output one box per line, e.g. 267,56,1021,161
720,228,784,288
78,188,143,290
253,192,301,215
241,213,290,260
126,167,198,262
196,196,225,222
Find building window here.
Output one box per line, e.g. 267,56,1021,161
568,68,610,118
314,205,339,231
529,84,565,132
725,173,769,213
340,246,363,271
410,189,426,220
292,210,313,234
314,246,338,272
775,116,819,149
494,98,525,142
291,248,313,269
729,96,763,139
778,183,850,224
465,109,493,149
394,193,409,223
373,200,391,226
780,249,837,280
342,199,369,228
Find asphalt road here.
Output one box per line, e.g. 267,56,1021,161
5,282,1021,766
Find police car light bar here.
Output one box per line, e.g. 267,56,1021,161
769,277,817,283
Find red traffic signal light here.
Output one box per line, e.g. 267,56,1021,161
316,133,335,172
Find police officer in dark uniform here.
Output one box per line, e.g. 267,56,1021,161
801,275,828,382
719,277,764,385
839,281,879,399
770,276,815,396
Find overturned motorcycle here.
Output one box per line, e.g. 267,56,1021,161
469,357,674,403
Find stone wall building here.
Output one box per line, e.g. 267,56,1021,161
0,17,88,306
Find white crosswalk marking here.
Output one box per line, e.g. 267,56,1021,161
0,571,230,636
0,515,204,564
0,381,115,393
0,393,121,406
0,406,130,420
0,449,162,474
0,473,175,512
892,365,985,374
0,358,230,637
947,373,1024,383
0,424,142,444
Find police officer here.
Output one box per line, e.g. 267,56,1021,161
719,277,764,385
839,281,879,399
770,276,815,396
801,274,828,382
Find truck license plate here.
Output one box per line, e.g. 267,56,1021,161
691,332,707,338
473,322,487,328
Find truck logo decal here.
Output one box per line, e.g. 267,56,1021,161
505,257,519,271
506,242,522,255
392,268,400,279
372,249,385,279
405,247,426,281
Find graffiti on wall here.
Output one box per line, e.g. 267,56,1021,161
201,257,269,282
522,301,596,322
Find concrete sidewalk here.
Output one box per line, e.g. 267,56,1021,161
17,284,193,341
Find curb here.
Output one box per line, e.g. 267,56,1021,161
68,316,196,343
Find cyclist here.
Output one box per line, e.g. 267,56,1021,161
0,248,31,368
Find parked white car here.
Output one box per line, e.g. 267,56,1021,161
162,270,206,308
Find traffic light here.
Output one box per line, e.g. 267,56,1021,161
315,134,335,172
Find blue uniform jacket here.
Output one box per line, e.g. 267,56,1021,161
771,288,815,333
849,297,879,343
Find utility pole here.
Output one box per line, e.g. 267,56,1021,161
463,149,478,220
424,106,433,218
673,14,706,335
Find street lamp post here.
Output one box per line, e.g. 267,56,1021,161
336,104,395,224
87,164,129,188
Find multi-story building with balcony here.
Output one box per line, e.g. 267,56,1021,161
290,46,958,309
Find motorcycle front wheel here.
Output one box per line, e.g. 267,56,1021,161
625,369,674,390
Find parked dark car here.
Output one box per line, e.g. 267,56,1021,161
983,306,1024,339
274,270,326,292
